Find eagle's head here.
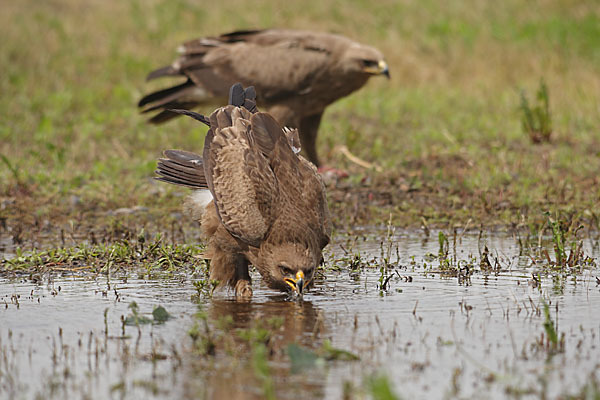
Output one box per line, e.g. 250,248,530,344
252,242,320,296
342,43,390,78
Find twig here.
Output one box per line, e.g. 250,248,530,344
335,145,382,172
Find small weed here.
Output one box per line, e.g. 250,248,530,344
546,213,585,269
152,305,172,323
238,317,286,400
530,212,597,274
188,307,217,356
435,230,478,284
438,231,450,267
321,339,360,361
377,214,399,296
0,154,22,184
330,239,378,281
124,302,171,326
542,302,558,346
238,317,284,346
252,343,275,400
367,374,401,400
192,279,219,299
520,79,552,143
124,301,153,326
535,300,565,355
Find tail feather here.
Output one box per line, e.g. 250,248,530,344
138,79,196,108
219,29,263,42
180,29,263,54
228,83,258,113
147,103,198,124
146,65,179,81
228,83,245,107
155,150,208,189
166,109,210,126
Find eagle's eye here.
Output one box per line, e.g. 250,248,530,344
279,265,294,276
362,59,378,68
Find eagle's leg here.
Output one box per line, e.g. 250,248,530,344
207,249,236,285
233,254,253,299
207,250,252,298
202,201,252,297
299,112,323,167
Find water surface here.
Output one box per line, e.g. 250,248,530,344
1,231,599,399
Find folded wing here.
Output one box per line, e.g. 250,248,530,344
203,106,283,247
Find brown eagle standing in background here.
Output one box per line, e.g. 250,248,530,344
155,84,332,298
139,29,389,166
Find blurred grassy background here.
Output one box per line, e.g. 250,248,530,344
1,0,599,234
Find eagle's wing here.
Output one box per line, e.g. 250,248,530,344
244,112,332,250
139,29,335,115
203,106,286,247
313,164,333,248
181,29,335,99
295,156,332,249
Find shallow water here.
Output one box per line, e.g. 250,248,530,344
1,231,599,399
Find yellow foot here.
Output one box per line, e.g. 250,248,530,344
234,280,253,300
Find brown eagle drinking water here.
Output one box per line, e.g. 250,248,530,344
155,84,332,298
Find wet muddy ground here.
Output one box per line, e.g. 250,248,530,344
1,231,599,399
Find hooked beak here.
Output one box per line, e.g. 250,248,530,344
363,60,390,79
379,60,390,79
284,271,307,295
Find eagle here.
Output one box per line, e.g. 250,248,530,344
155,84,332,298
139,28,389,167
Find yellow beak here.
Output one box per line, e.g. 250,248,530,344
378,60,390,78
363,60,390,78
284,271,306,294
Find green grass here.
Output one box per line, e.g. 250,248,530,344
1,0,599,238
1,234,207,275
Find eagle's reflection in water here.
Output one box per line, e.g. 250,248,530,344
182,295,327,400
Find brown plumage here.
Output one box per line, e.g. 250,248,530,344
156,84,332,298
140,28,389,166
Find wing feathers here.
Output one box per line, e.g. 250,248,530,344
219,29,263,41
138,80,195,108
200,106,280,246
249,113,283,155
243,86,258,113
215,107,233,127
228,83,245,107
146,65,179,81
207,129,275,247
155,150,208,189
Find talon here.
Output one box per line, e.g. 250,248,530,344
235,280,253,299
